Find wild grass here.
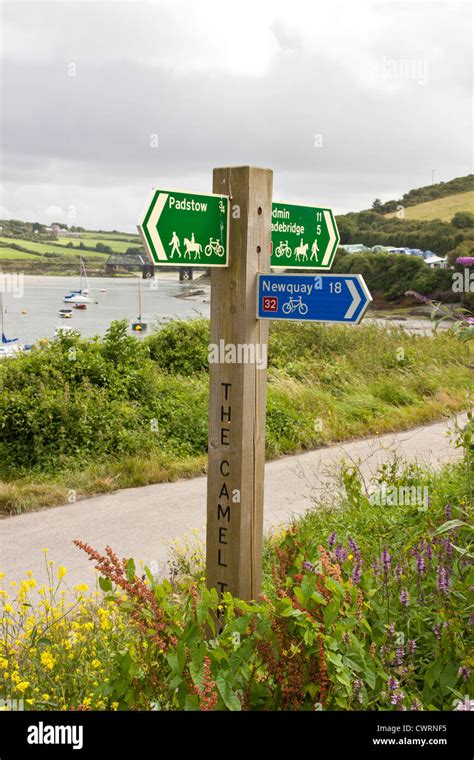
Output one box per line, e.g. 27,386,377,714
0,319,471,515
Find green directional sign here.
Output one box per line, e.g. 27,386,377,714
138,188,230,267
271,202,340,270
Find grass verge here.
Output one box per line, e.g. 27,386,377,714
0,318,471,515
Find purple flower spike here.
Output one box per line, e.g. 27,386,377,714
352,563,362,585
436,565,450,596
458,666,471,683
387,676,399,691
424,543,434,561
444,503,452,520
381,547,391,575
395,646,404,666
391,691,405,708
416,554,425,575
399,588,409,607
442,539,453,558
348,536,361,561
328,531,337,549
405,290,432,305
408,639,417,655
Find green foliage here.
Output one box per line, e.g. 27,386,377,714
451,212,474,229
332,250,453,300
2,456,471,711
147,318,210,374
0,318,471,503
368,174,474,215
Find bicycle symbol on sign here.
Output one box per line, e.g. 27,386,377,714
205,238,225,257
282,296,308,316
274,240,292,258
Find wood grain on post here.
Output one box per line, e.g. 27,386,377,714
206,166,273,601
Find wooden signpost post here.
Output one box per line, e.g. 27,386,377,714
139,166,371,605
205,166,272,601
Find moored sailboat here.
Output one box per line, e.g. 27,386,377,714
64,258,93,304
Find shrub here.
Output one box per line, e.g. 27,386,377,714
1,455,471,711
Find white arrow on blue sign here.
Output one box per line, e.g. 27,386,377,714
257,273,372,324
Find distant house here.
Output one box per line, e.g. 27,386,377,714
340,243,371,254
51,224,80,238
424,255,447,268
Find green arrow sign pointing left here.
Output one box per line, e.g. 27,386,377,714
138,188,230,267
271,202,340,270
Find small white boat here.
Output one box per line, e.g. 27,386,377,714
63,259,93,304
63,291,92,304
0,342,21,358
59,308,73,318
0,292,32,358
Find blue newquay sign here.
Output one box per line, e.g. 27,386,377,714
257,273,372,324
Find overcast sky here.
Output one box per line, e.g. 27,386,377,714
0,0,472,231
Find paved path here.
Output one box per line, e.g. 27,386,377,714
0,415,466,589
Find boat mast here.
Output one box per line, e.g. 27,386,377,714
80,258,89,292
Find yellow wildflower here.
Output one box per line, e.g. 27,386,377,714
57,566,67,580
40,652,56,671
16,681,30,693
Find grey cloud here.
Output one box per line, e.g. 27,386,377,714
1,1,472,228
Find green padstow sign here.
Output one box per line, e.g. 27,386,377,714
138,189,230,267
271,202,340,270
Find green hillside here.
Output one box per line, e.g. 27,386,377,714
385,190,474,222
0,220,144,273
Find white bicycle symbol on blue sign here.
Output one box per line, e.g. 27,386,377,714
282,296,308,316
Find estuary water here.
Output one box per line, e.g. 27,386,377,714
1,275,210,344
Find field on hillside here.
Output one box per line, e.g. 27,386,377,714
0,247,42,260
385,190,474,222
0,237,108,258
79,231,140,242
57,237,138,253
0,230,144,267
